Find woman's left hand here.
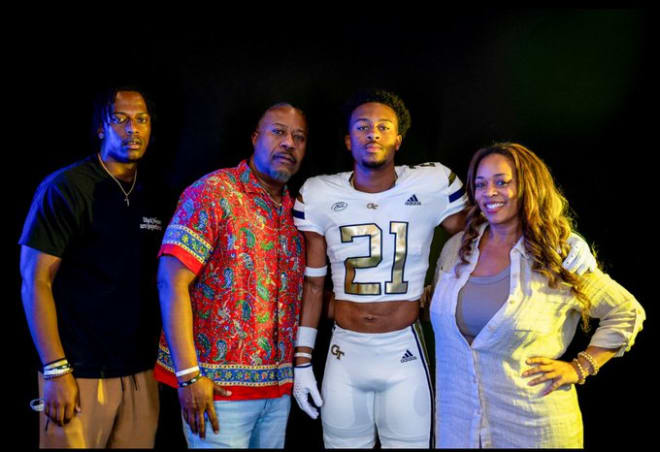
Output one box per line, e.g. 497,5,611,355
522,357,580,396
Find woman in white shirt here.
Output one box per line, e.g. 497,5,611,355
429,142,645,448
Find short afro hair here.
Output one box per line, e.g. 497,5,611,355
343,89,412,138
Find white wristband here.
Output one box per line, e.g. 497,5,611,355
294,352,313,359
43,366,73,378
43,368,71,376
175,366,200,377
295,326,318,348
304,266,327,277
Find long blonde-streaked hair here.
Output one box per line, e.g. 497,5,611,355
458,142,592,329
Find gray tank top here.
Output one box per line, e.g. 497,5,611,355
456,266,510,343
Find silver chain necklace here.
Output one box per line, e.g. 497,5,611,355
261,186,282,208
97,153,137,206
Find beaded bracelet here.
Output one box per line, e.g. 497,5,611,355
178,373,202,388
578,351,599,375
572,359,586,385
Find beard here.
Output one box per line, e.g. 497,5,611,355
269,168,293,183
359,152,391,169
361,159,388,169
120,150,146,162
103,145,147,164
355,142,396,170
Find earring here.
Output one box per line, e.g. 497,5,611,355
98,132,104,139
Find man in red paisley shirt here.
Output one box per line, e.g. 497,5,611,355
156,103,307,448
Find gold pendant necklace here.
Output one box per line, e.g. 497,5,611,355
97,154,137,206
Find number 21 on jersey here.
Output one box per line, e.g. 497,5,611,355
339,221,408,296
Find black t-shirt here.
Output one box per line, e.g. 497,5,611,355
20,155,166,378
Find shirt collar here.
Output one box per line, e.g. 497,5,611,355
475,222,530,260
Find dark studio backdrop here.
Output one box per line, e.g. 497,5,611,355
14,10,652,449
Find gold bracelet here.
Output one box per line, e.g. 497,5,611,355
572,359,586,385
578,351,599,375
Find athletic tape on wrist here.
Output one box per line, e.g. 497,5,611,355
295,326,317,348
304,266,327,277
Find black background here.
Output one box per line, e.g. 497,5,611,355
14,10,652,448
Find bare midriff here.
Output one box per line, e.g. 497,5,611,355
334,299,420,333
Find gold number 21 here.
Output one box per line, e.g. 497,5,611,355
339,222,408,296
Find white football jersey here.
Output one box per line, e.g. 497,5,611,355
294,162,467,303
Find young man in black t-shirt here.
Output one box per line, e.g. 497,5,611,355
19,88,165,448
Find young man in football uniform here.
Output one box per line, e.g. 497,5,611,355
291,89,595,448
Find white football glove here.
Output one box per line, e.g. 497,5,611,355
293,365,323,419
563,233,597,275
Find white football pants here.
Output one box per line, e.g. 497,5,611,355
320,322,433,448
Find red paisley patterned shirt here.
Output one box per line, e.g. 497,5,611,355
154,160,304,400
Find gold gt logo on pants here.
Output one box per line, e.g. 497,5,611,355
330,344,345,360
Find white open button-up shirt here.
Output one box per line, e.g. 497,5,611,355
429,224,645,448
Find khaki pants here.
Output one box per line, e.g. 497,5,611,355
38,369,159,449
